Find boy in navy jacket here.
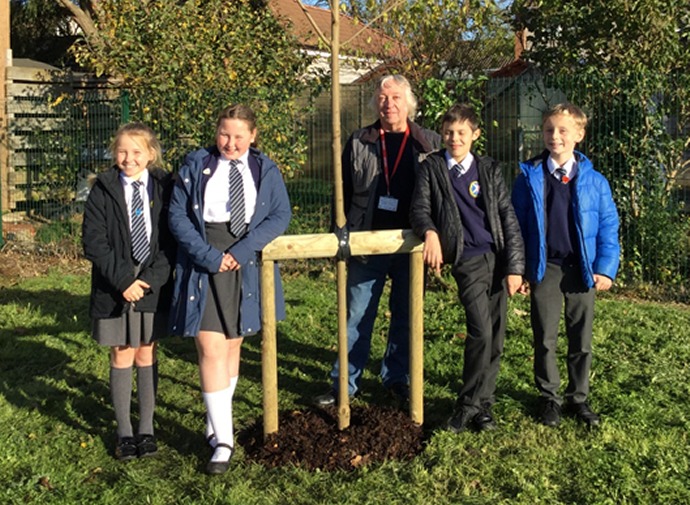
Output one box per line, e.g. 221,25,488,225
410,104,525,432
512,103,620,428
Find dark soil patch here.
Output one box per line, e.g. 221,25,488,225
239,405,425,471
0,243,88,287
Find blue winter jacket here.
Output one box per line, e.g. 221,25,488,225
168,146,291,337
511,150,620,287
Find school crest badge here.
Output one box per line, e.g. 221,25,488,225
469,181,480,199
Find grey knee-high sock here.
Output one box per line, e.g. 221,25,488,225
137,363,158,436
110,366,133,438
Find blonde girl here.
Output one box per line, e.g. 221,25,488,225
82,123,175,460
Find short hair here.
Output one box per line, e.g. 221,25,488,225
440,104,480,131
110,122,164,169
369,74,418,119
216,104,257,132
543,103,588,130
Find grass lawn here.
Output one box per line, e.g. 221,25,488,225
1,258,689,504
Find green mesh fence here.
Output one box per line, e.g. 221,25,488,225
5,88,125,245
4,75,689,292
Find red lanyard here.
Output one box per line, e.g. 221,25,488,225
380,126,410,195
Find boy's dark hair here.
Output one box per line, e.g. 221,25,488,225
441,104,480,131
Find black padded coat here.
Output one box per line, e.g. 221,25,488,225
409,150,525,275
82,166,176,319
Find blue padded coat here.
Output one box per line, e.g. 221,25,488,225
511,150,620,287
168,146,291,337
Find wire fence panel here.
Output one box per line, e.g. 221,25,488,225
4,64,124,244
4,70,689,293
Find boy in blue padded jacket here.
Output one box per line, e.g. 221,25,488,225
410,104,525,432
512,103,620,428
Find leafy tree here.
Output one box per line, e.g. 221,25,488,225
62,0,315,174
343,0,514,125
10,0,80,66
512,0,690,286
513,0,689,77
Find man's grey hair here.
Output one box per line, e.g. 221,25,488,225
369,74,418,120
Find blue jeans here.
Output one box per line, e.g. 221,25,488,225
329,254,411,396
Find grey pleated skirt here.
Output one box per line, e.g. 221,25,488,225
200,221,242,338
92,262,168,348
93,308,167,348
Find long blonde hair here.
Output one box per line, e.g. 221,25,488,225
110,122,164,169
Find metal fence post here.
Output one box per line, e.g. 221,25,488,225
121,90,130,123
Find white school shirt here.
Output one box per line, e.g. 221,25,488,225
203,151,258,224
445,151,476,176
547,155,578,181
121,170,152,241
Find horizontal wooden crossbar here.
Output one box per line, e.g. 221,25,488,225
262,228,424,261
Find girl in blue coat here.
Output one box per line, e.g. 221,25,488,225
168,104,291,474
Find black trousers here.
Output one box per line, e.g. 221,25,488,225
530,261,595,405
451,252,507,413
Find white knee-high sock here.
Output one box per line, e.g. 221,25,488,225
203,386,234,462
205,375,239,448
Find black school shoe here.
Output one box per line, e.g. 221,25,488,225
313,389,337,407
206,443,234,475
538,399,562,427
446,407,476,433
115,436,138,461
136,434,158,458
565,402,601,428
312,389,357,407
473,405,497,431
387,383,410,409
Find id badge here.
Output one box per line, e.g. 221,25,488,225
378,195,399,212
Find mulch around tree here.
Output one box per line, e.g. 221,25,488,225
239,405,426,471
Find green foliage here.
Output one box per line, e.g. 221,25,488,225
13,90,119,218
34,220,81,246
71,0,316,175
512,0,690,287
418,76,489,152
284,177,333,234
22,126,82,206
1,263,690,503
512,0,689,77
346,0,513,88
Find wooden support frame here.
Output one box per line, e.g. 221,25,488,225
1,0,10,216
260,229,425,437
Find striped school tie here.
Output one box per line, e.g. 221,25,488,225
130,180,150,264
228,159,246,236
453,163,468,177
556,167,569,184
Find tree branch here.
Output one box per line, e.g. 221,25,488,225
54,0,100,42
341,0,406,48
297,0,331,49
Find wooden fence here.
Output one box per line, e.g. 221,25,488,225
3,61,122,214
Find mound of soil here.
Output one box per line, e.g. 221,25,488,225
240,405,425,471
